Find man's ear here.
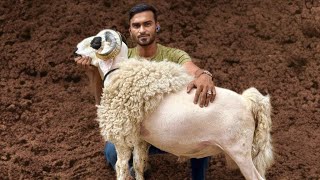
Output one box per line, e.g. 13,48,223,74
129,27,132,37
156,22,160,33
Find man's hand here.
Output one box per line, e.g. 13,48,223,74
74,56,102,105
74,56,96,71
187,74,216,107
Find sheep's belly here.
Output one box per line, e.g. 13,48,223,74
141,87,250,158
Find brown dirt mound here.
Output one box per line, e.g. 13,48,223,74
1,0,319,179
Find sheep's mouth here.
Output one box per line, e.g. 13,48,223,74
72,48,82,58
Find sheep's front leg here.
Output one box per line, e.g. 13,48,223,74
115,144,132,180
133,141,149,180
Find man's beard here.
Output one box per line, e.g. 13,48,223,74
136,34,156,46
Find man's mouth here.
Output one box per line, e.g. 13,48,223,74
138,35,149,38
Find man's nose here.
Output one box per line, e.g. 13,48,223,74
139,26,146,33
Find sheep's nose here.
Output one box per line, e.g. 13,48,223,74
74,47,78,53
90,37,102,50
73,47,80,57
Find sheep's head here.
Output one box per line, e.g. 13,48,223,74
75,29,126,66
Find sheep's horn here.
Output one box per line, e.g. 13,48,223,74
96,30,122,60
100,31,117,55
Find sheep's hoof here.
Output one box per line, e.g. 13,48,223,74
129,163,152,179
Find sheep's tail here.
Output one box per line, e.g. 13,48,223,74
242,87,274,178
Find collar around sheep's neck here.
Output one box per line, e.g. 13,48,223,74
102,68,119,87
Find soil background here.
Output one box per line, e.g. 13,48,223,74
1,0,319,179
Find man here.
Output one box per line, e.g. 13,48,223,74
75,3,216,180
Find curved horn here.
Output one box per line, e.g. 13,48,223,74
95,29,122,61
99,30,122,55
100,31,117,55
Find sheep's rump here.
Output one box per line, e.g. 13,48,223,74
97,59,192,145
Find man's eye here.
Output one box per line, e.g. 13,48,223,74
132,24,140,28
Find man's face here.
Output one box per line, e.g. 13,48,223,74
129,11,158,46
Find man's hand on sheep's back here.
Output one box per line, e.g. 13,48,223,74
187,74,216,108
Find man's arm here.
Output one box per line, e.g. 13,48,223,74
183,61,216,107
75,56,102,105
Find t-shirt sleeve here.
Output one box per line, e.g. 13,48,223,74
166,48,191,65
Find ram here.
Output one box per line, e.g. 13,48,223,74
75,29,274,180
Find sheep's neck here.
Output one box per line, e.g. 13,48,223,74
98,59,114,77
98,55,122,73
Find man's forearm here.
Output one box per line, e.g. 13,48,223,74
85,68,103,105
182,61,201,76
183,61,213,78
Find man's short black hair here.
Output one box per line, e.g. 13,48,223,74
129,3,158,22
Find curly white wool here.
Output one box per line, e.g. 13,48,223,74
97,58,192,145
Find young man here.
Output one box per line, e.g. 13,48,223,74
75,3,216,180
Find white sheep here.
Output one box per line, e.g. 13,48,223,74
75,29,274,180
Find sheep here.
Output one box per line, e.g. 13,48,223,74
75,29,274,180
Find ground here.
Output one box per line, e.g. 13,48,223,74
0,0,319,179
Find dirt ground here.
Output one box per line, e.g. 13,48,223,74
1,0,319,179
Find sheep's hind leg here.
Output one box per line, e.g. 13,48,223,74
225,154,238,170
132,141,149,180
115,144,132,180
223,140,264,180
